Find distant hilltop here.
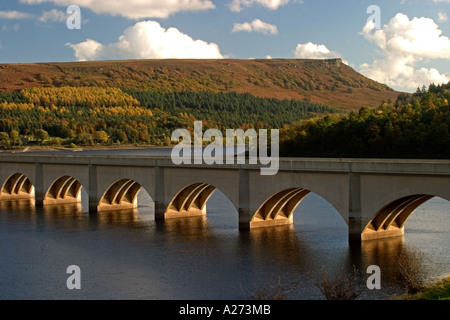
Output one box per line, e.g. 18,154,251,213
309,58,342,67
0,59,401,111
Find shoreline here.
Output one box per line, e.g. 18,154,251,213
0,144,169,154
394,275,450,300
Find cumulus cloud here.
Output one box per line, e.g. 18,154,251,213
19,0,215,19
67,39,104,61
229,0,295,12
360,13,450,92
294,42,343,59
232,19,278,35
66,20,223,61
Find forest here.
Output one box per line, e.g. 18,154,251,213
125,89,337,128
280,82,450,159
0,86,338,148
2,80,450,159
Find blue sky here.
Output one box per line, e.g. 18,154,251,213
0,0,449,92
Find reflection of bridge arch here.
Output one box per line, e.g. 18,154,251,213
251,188,311,228
0,173,34,200
44,176,83,205
362,194,435,241
98,179,143,212
165,183,218,219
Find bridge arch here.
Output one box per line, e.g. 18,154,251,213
165,183,218,219
248,171,349,229
0,173,35,200
250,188,312,228
44,176,83,206
362,194,440,240
98,179,144,212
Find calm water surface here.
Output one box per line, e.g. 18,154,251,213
0,149,449,300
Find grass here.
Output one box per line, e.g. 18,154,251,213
394,276,450,300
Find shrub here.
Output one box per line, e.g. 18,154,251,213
34,129,49,145
394,248,427,294
44,137,63,147
316,266,362,300
0,131,10,149
243,277,299,300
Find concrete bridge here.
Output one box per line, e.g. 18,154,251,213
1,154,450,242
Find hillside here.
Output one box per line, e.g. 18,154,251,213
0,59,401,111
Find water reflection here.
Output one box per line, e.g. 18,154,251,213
353,237,407,283
161,216,212,239
361,237,405,263
0,199,145,231
0,198,36,213
0,194,448,300
93,209,141,227
244,225,307,267
35,203,86,231
0,199,37,227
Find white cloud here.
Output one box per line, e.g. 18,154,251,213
0,9,68,24
438,12,448,22
38,9,67,22
232,19,278,35
1,24,21,32
229,0,296,12
360,13,450,92
20,0,215,19
294,42,342,59
66,39,104,61
66,20,223,61
0,10,33,19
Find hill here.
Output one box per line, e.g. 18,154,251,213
0,59,401,111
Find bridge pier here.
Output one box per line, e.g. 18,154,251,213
238,169,252,230
33,163,44,207
154,166,167,221
348,173,363,242
155,201,168,221
88,165,99,213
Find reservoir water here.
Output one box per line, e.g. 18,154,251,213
0,149,449,300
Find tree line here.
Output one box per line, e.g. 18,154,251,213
280,82,450,159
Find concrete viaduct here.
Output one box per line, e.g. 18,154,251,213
1,154,450,242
